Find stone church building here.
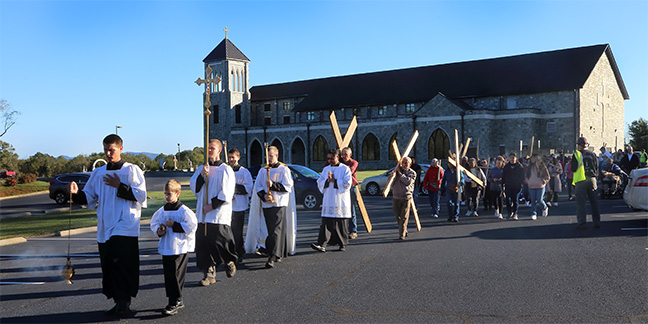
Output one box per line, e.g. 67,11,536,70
200,36,628,170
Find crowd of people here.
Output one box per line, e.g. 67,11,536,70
69,133,646,318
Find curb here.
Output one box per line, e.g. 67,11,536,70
0,219,152,247
0,190,49,201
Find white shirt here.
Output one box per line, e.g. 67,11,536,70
83,162,147,243
190,163,235,225
232,166,253,212
254,164,294,208
150,204,197,256
317,164,352,218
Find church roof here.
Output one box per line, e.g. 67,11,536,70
250,44,628,112
203,38,250,63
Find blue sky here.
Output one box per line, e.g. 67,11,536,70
1,0,646,159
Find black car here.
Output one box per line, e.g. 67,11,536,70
49,172,91,205
248,164,322,209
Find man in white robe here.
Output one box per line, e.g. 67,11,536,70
245,146,295,269
190,139,237,286
228,148,253,263
70,134,147,318
311,149,352,252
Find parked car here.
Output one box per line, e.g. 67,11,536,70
49,172,91,205
623,168,648,211
248,164,323,209
362,164,429,196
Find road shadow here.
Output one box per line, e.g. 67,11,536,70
0,307,168,323
471,218,647,240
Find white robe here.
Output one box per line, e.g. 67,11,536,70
190,163,235,225
150,205,197,256
83,162,147,243
245,164,297,255
317,164,352,218
232,166,253,212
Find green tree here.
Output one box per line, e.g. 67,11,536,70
191,146,204,168
628,118,648,151
0,141,19,171
19,152,56,177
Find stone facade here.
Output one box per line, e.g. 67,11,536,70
202,41,627,171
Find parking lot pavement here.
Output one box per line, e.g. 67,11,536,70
0,194,646,323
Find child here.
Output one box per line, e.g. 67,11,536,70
150,179,197,316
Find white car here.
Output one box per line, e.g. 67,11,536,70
362,164,429,196
623,168,648,211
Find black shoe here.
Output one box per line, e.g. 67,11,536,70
162,301,184,316
265,260,275,268
311,243,326,252
105,304,118,316
114,302,134,318
575,224,586,230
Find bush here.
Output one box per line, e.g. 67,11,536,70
4,177,17,187
17,173,36,184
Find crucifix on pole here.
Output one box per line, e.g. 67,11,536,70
195,65,221,233
382,130,422,232
328,111,372,233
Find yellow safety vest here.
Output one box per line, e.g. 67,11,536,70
573,150,586,185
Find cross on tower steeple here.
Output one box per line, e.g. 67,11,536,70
224,26,229,39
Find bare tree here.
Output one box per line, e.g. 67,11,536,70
0,99,20,138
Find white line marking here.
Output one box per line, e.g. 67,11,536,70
0,282,46,285
621,228,648,231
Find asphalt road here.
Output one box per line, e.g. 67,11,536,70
0,193,646,323
0,171,193,219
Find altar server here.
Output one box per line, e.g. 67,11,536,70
228,148,253,262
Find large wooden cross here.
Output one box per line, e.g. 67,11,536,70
328,111,372,233
195,65,221,233
382,130,422,232
447,130,484,192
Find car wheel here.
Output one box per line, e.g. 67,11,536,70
303,192,320,209
366,182,380,196
54,191,68,205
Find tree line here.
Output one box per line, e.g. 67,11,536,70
0,141,206,178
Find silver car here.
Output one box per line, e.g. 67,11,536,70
362,164,429,196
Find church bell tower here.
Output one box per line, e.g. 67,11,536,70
201,28,251,146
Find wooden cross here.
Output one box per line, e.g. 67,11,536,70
195,65,221,233
447,131,484,189
382,130,422,232
328,111,372,233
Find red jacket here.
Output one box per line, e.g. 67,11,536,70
422,165,444,192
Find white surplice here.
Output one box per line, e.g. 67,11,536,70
150,205,197,256
317,164,352,218
189,163,235,225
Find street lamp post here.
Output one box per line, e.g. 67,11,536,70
116,125,122,135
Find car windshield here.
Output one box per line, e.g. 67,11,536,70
290,165,320,179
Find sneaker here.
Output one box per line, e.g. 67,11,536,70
226,261,236,278
452,218,459,222
432,214,439,218
348,233,358,239
163,301,184,316
531,214,537,220
542,208,549,217
498,214,504,220
199,277,215,286
512,213,518,220
465,210,472,216
311,243,326,252
265,260,275,268
473,212,479,217
339,246,346,251
553,202,558,207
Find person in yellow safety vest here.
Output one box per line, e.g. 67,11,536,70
640,149,648,168
571,137,600,229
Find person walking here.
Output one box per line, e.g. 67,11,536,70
422,158,444,218
571,137,601,229
524,155,550,220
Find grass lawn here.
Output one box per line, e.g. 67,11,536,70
356,169,387,182
0,190,198,240
0,181,50,197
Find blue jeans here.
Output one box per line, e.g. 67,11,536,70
428,190,440,216
446,191,460,220
348,185,358,234
528,187,547,216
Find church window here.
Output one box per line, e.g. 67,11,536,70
235,105,242,124
378,106,387,116
427,129,450,160
283,102,291,110
313,136,329,161
307,112,316,121
406,104,415,113
264,117,271,125
212,105,219,124
264,103,271,112
388,133,398,160
362,133,380,161
283,116,290,124
507,97,517,109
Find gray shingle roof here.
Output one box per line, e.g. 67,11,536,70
203,38,250,63
249,44,628,112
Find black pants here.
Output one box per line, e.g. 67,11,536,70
98,236,139,302
162,254,188,305
195,223,238,272
231,211,246,260
263,207,286,259
317,217,349,248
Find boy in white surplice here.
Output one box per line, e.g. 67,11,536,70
311,148,352,252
